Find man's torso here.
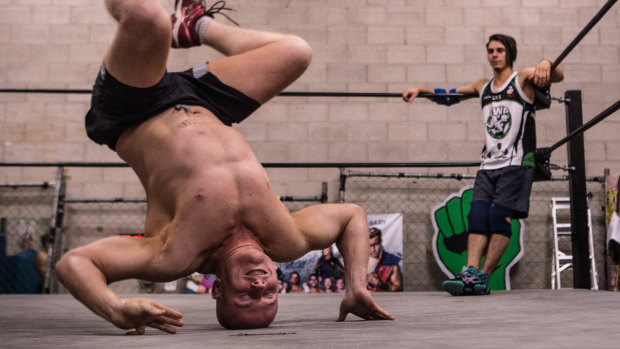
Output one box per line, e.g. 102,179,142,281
479,72,536,169
115,107,301,274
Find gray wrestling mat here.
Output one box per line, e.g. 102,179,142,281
1,290,619,348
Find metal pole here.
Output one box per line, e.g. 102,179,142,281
565,90,590,289
339,169,347,203
551,0,617,71
44,167,66,294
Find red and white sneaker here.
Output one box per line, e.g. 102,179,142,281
171,1,238,48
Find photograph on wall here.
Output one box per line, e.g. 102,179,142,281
275,213,404,294
367,213,404,292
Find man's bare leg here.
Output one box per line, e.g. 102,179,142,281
199,20,312,104
480,233,510,275
466,233,487,269
103,0,171,88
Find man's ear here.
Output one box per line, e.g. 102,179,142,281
211,278,222,299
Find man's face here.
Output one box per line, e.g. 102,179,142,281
308,275,318,288
487,40,507,70
213,247,279,328
369,235,382,258
289,272,299,285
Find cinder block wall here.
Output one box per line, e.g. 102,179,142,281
0,1,618,291
1,0,618,197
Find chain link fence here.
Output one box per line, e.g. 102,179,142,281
0,166,609,294
341,170,607,291
0,183,57,293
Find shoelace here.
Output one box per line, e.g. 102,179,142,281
204,0,239,26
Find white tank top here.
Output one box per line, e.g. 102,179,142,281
479,72,536,170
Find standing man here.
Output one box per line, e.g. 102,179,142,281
56,0,393,335
403,34,564,295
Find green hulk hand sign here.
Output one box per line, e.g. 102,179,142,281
431,186,524,290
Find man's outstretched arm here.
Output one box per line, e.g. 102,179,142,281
290,203,395,321
56,236,184,334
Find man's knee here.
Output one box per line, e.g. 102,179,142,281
489,203,512,238
109,0,171,33
468,200,489,237
280,36,313,72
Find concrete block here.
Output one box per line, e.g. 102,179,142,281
289,142,328,162
267,122,308,142
33,6,71,25
368,101,409,123
426,8,464,26
388,122,427,142
288,103,328,123
606,142,620,161
103,167,138,183
349,6,387,26
367,26,405,45
329,103,369,122
347,122,388,142
25,121,64,142
406,26,444,45
308,122,348,142
446,27,484,46
348,45,388,63
368,142,409,162
406,64,446,83
0,6,31,24
326,64,367,83
250,142,289,162
428,122,469,141
368,64,406,83
387,45,426,64
602,65,620,83
464,8,503,26
563,64,601,83
408,141,449,161
327,25,367,45
82,182,124,199
327,142,368,162
427,46,465,64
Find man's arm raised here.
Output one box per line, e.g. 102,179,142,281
290,203,395,322
55,236,184,334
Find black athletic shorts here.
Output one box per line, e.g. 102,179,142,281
471,165,535,219
85,62,261,151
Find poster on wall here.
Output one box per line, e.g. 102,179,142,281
275,213,404,293
605,174,620,292
367,213,404,292
431,186,524,291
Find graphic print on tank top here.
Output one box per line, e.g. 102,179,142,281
479,73,535,170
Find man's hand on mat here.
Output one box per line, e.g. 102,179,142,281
337,289,394,322
113,298,184,335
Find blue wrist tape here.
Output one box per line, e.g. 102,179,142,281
433,88,460,106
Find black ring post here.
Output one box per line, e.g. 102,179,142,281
565,90,591,289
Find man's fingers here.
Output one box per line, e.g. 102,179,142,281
150,302,183,320
150,322,178,334
125,326,146,336
368,305,395,321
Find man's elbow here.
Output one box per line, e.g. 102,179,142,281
55,250,82,285
552,69,564,83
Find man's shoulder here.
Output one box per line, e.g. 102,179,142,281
380,251,401,266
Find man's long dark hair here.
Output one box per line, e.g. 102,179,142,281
487,34,518,68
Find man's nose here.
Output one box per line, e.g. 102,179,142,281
251,279,266,288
